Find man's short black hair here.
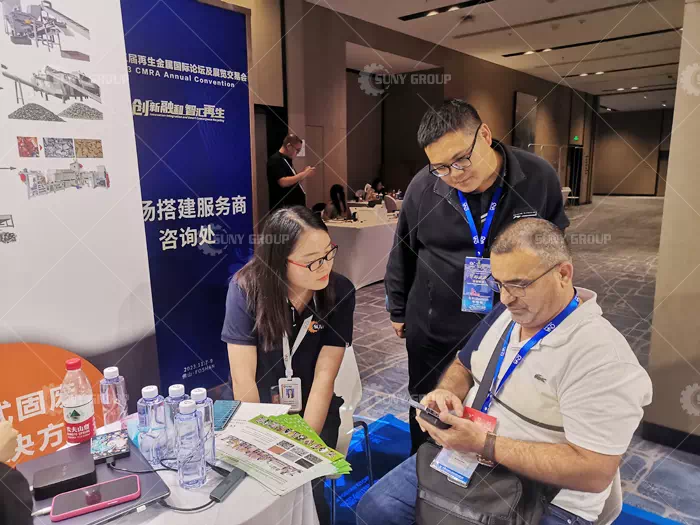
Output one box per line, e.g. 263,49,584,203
417,99,482,149
282,133,303,148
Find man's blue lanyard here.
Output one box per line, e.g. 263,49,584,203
481,294,580,413
457,186,503,258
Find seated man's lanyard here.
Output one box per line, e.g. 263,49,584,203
457,185,503,258
481,294,580,414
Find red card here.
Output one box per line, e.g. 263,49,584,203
462,407,497,432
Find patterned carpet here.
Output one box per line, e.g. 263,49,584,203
352,196,700,524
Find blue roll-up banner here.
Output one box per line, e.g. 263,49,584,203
120,0,253,392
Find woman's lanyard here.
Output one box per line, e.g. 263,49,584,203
457,186,503,258
282,317,313,378
281,297,317,378
481,293,580,413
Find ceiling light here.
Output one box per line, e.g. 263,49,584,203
524,50,535,55
579,73,588,77
631,86,638,90
607,107,612,111
542,48,552,52
662,103,667,107
644,95,648,99
617,87,625,91
427,10,439,16
595,71,605,75
448,6,460,11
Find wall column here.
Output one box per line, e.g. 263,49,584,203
644,0,700,447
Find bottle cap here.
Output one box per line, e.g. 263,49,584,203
65,358,82,371
190,388,207,402
179,400,196,414
104,367,119,380
169,384,185,398
141,385,158,399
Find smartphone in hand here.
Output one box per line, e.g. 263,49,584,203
408,399,452,430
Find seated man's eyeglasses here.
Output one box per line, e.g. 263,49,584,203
485,262,563,298
288,244,338,272
429,124,481,178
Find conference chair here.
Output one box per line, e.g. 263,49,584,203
330,345,374,525
384,195,398,213
312,202,327,217
561,186,572,207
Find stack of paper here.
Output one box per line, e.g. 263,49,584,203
216,414,352,496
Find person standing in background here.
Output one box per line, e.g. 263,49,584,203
385,99,569,454
268,134,316,212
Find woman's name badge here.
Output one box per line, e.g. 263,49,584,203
462,257,494,313
279,377,302,413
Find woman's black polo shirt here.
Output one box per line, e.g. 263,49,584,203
221,272,355,407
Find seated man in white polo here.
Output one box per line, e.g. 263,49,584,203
356,218,652,525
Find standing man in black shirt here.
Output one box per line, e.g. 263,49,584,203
385,99,569,453
268,134,316,212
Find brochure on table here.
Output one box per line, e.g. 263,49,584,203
217,414,351,496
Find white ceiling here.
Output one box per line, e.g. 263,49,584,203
345,42,438,73
307,0,685,111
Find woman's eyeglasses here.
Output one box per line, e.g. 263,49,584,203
288,244,338,272
429,125,481,178
485,262,562,298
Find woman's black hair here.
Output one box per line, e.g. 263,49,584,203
236,206,336,352
371,177,384,192
330,184,347,215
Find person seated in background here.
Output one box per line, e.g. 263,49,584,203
323,184,352,221
356,219,652,525
221,206,355,525
0,420,32,525
371,177,385,196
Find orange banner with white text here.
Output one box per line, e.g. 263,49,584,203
0,343,105,466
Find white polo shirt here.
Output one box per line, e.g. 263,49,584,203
458,288,652,521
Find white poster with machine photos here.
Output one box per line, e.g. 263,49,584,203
0,0,158,427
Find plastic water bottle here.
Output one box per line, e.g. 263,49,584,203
99,367,128,426
191,388,215,469
136,385,166,467
165,384,189,457
175,400,206,489
61,358,97,444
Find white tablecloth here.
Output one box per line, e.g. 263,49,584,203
326,219,397,289
109,403,319,525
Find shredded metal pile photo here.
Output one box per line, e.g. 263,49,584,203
8,103,64,122
59,102,103,120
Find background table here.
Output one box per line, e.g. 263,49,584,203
112,403,319,525
326,218,397,289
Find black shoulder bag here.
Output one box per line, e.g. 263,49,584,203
415,324,560,525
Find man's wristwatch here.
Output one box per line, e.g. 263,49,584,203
476,431,497,467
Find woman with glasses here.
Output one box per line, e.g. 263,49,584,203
221,206,354,525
